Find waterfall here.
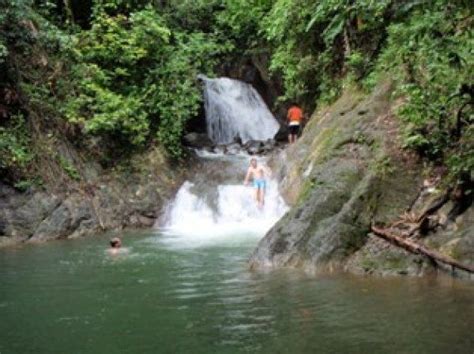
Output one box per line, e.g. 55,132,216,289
158,154,288,247
199,76,280,144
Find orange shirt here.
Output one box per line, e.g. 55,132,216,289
287,106,303,123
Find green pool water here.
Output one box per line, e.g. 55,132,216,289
0,230,473,353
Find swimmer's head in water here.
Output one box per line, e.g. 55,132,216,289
110,237,122,248
250,158,257,167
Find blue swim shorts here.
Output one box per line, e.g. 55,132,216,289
253,179,266,189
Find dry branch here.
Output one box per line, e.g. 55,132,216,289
416,191,450,223
371,225,474,274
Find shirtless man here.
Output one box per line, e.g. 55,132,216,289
244,158,271,208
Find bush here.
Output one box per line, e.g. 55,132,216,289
375,1,473,175
64,6,222,157
0,114,34,176
1,0,472,182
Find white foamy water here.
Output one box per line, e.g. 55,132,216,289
200,76,280,144
159,157,288,248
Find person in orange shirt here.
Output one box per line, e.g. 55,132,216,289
287,103,304,143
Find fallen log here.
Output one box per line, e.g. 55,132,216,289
371,225,474,274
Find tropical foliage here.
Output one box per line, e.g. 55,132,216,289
0,0,472,185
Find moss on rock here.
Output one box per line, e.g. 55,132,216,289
250,81,453,277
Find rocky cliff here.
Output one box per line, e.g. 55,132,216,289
0,148,181,246
250,82,473,279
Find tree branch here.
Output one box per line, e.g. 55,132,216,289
371,225,474,274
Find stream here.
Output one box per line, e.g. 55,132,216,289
0,78,473,353
1,226,473,353
0,151,473,353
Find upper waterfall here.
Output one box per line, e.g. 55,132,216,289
199,76,280,144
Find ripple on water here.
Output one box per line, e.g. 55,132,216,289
1,231,473,354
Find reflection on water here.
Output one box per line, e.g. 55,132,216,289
0,230,473,353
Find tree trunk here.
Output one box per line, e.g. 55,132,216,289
343,24,351,58
63,0,75,24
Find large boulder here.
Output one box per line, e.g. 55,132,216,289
244,140,264,155
225,142,242,155
274,124,289,142
0,184,62,241
261,139,277,154
250,82,429,273
0,147,181,246
251,81,474,279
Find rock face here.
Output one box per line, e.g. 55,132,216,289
0,148,181,246
250,82,473,279
183,132,214,149
346,192,474,279
186,136,281,156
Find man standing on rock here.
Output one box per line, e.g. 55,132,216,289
244,158,271,208
287,103,304,144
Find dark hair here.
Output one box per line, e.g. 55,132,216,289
110,238,121,248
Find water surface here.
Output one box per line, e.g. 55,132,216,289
0,230,473,353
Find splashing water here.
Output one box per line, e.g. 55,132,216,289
159,153,288,247
199,76,280,144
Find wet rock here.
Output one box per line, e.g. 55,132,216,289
274,125,289,142
213,145,227,154
249,82,425,274
130,214,155,227
261,139,276,154
250,81,474,279
250,160,375,270
27,195,97,241
225,142,242,155
0,183,15,199
31,201,73,241
0,147,180,247
0,219,5,236
244,140,264,155
0,188,62,239
211,139,278,156
198,146,214,154
67,198,99,238
345,234,432,277
232,136,243,145
183,132,213,148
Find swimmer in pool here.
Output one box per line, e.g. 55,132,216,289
243,158,271,208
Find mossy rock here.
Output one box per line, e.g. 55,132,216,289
250,81,425,273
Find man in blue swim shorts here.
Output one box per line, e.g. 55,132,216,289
243,158,271,208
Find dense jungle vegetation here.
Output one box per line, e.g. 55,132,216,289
0,0,472,189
